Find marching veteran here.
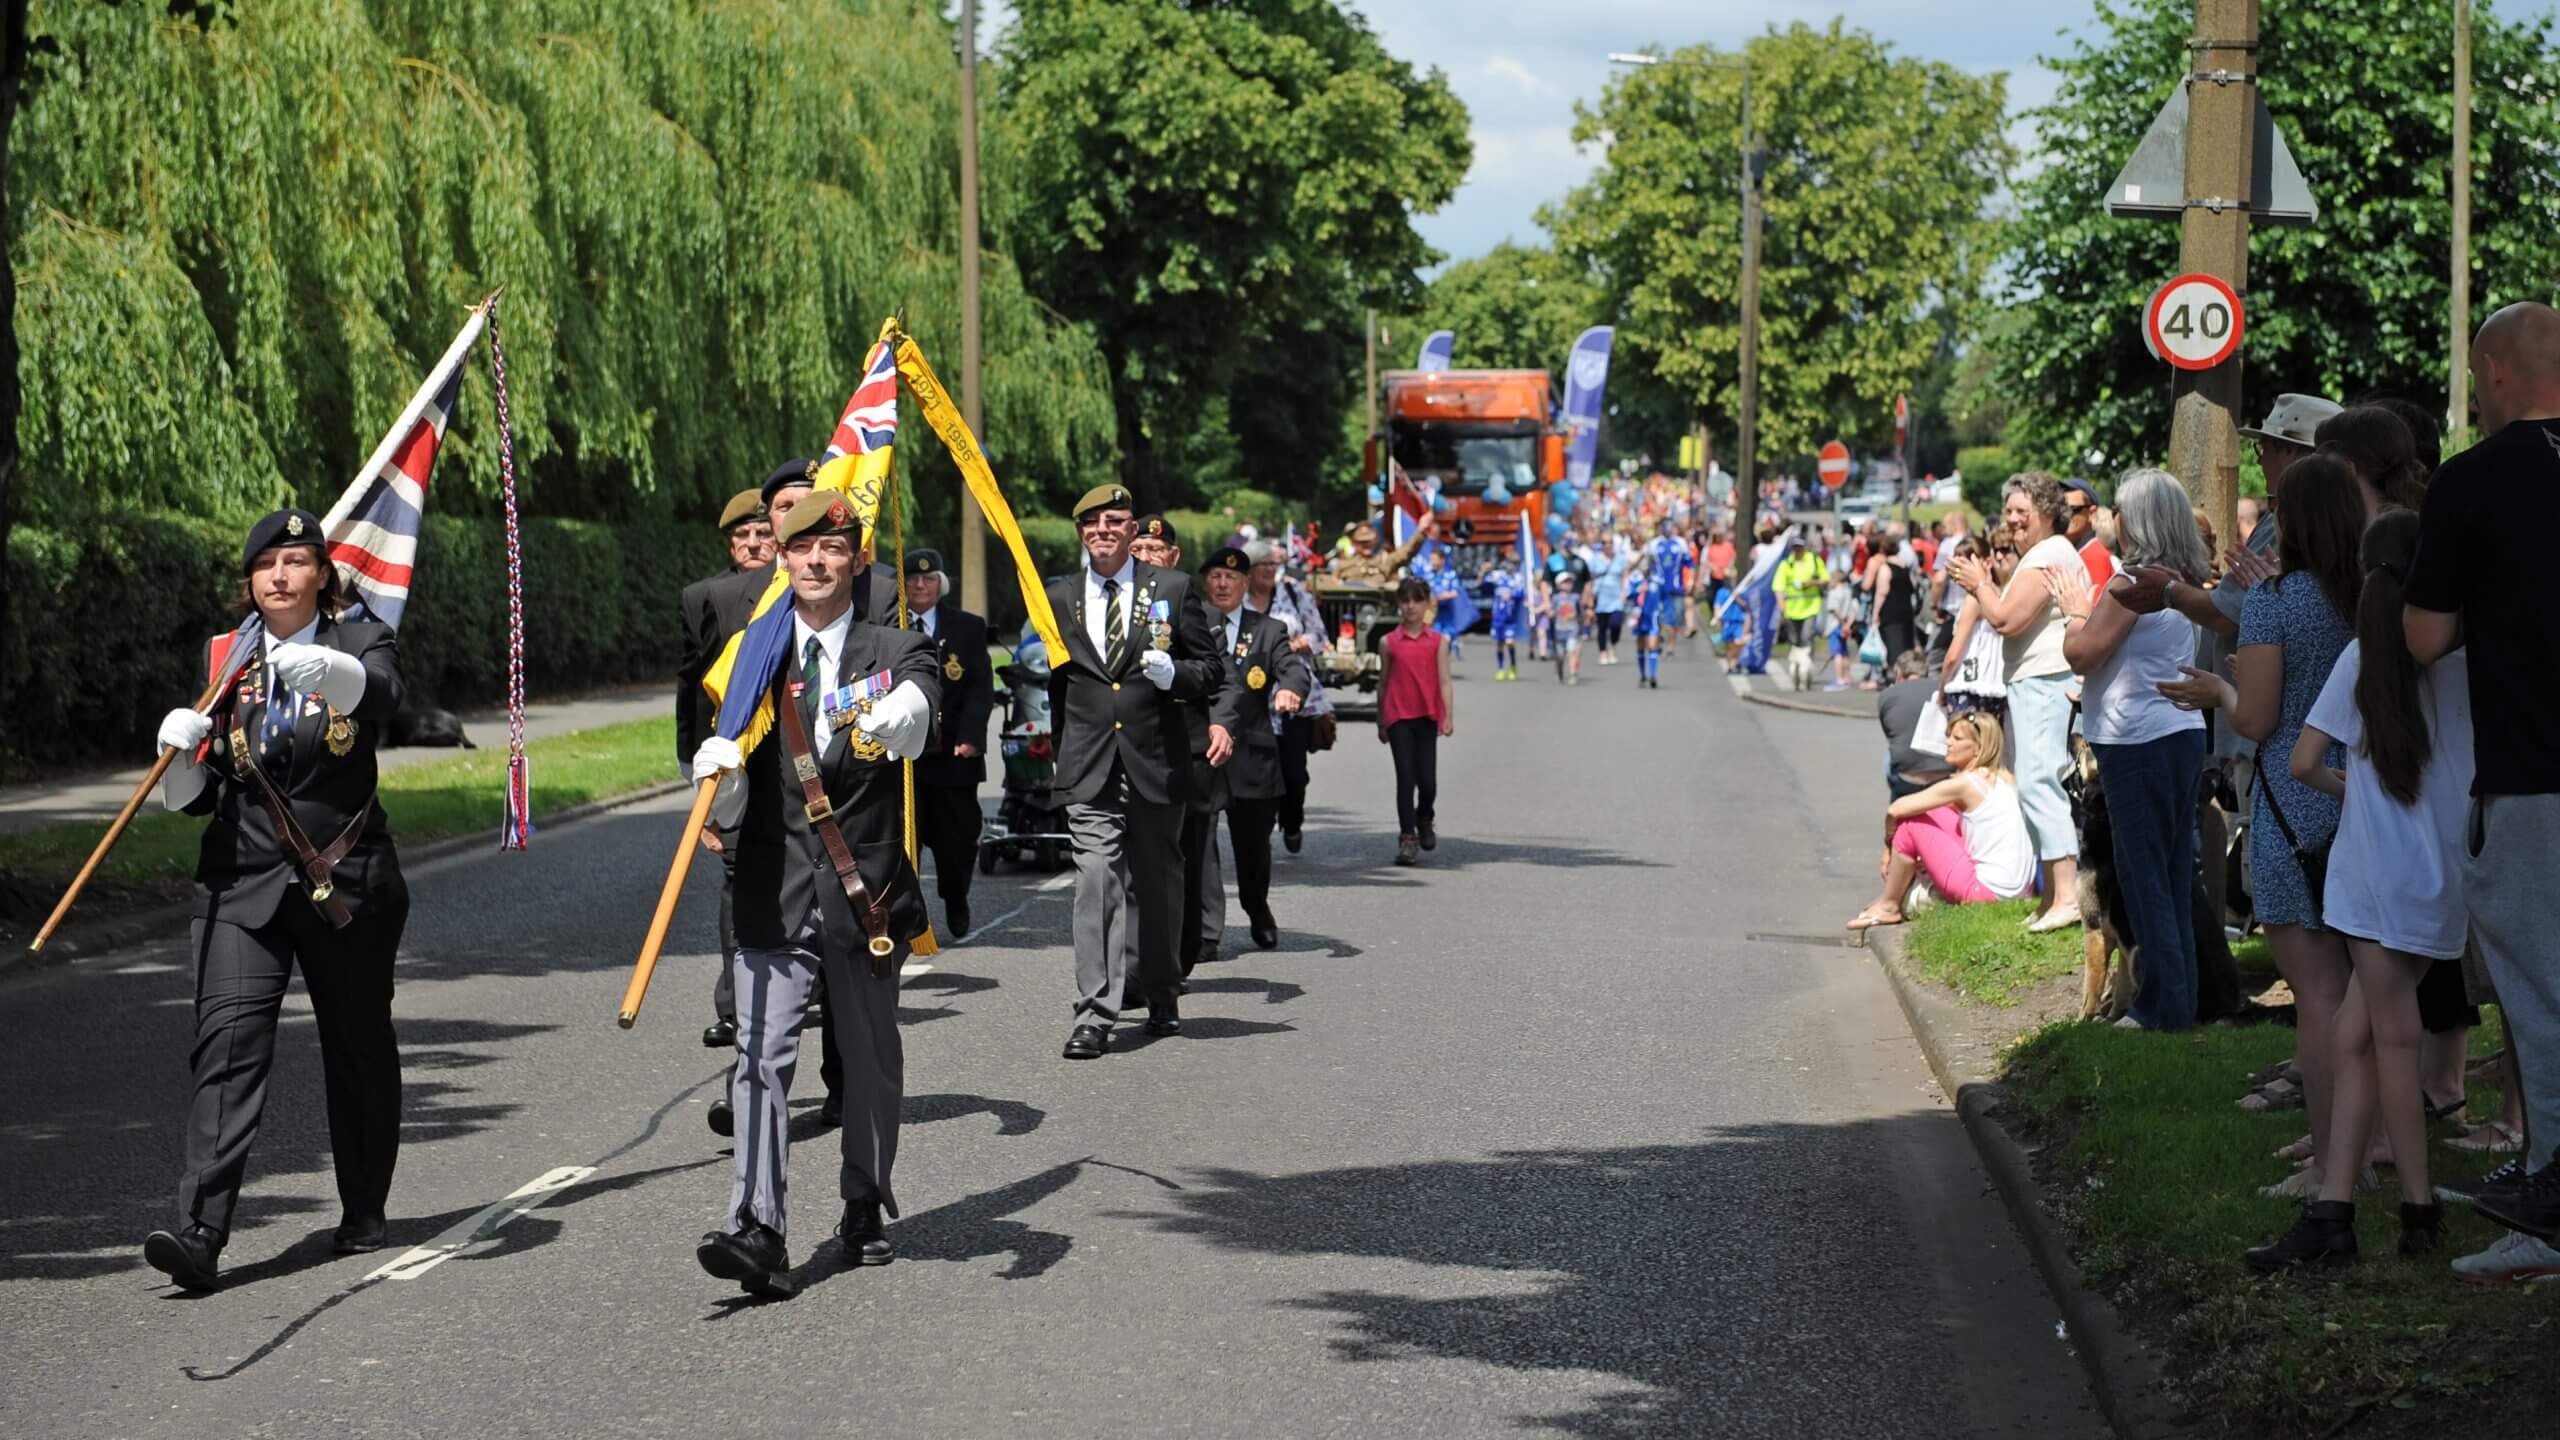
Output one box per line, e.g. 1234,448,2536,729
898,548,995,939
685,490,941,1296
1043,486,1230,1059
1200,545,1312,951
678,485,775,1052
144,508,410,1291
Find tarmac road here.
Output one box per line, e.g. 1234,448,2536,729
0,647,2101,1439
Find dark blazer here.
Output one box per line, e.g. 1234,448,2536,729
910,599,995,789
729,617,943,958
1041,562,1229,807
677,559,903,765
1211,607,1314,801
187,615,407,930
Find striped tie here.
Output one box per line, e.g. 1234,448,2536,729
1103,579,1128,672
799,635,824,736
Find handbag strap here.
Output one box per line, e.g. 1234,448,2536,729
773,683,897,972
2256,762,2312,854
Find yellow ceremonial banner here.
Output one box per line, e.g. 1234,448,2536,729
892,336,1067,659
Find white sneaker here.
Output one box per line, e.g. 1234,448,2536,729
1903,883,1942,916
2450,1230,2560,1285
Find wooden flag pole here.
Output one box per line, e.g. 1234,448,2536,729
28,661,244,953
617,776,721,1028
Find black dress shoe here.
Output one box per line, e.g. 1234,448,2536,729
944,897,971,940
2244,1200,2358,1272
331,1215,389,1254
1063,1023,1110,1060
1144,1003,1181,1038
702,1018,737,1049
144,1224,223,1291
1283,828,1303,854
837,1201,894,1266
708,1099,735,1138
1194,941,1222,970
818,1094,843,1129
1249,914,1279,949
697,1223,796,1297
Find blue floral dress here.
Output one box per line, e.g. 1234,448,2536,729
2238,572,2351,929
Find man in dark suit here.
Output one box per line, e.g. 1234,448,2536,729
685,491,941,1296
142,508,410,1290
898,548,994,938
677,485,776,1051
1127,515,1226,973
1043,486,1232,1058
1199,545,1312,950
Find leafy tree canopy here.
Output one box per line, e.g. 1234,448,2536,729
1544,21,2012,472
1995,0,2560,472
995,0,1470,505
13,0,1118,527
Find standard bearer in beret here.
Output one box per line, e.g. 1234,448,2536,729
141,507,410,1291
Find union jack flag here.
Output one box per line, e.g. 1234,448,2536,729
824,339,899,458
320,360,463,630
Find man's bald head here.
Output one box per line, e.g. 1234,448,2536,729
2471,302,2560,433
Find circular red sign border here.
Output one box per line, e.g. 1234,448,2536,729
2145,273,2245,372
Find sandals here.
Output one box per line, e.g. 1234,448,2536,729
2271,1134,2315,1164
2024,909,2082,934
2238,1075,2305,1113
2448,1120,2524,1154
2424,1092,2473,1127
1846,906,1905,932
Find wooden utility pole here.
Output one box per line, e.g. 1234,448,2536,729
2449,0,2473,440
955,0,988,614
2164,0,2258,549
1735,62,1764,542
1363,307,1378,505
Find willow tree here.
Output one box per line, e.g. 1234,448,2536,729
12,0,1118,529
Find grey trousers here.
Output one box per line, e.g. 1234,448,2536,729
1067,769,1183,1022
2463,794,2560,1171
725,933,904,1236
1187,805,1226,957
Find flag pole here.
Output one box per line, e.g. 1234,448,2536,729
618,777,721,1027
321,296,494,534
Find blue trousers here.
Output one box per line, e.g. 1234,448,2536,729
2093,728,2207,1031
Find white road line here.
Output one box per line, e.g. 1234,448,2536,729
1036,870,1076,892
366,1165,595,1282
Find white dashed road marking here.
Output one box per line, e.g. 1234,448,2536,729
366,1165,596,1281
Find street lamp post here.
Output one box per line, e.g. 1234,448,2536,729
1609,51,1763,545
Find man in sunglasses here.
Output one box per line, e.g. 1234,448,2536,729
2059,477,2114,589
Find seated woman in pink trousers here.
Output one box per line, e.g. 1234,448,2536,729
1846,710,2035,929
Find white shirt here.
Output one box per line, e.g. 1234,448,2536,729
2080,605,2203,746
791,605,856,754
2001,534,2087,681
1084,560,1135,657
2310,644,2475,959
1958,773,2036,899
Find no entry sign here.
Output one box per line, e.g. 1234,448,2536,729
2145,274,2245,371
1817,440,1851,489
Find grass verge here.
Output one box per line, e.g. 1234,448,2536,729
0,717,678,926
1904,907,2539,1437
1902,897,2082,1006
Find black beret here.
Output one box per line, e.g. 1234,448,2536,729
903,548,943,577
761,457,823,505
1200,545,1250,576
242,508,328,574
774,489,863,547
1073,483,1134,520
1133,513,1179,549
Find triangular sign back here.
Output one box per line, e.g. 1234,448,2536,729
2103,83,2318,226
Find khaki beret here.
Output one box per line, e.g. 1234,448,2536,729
1073,484,1135,520
717,488,764,531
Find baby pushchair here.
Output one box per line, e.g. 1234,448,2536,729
979,627,1074,872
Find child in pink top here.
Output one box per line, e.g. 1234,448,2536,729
1377,577,1454,867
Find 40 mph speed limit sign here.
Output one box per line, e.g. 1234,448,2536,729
2145,274,2245,372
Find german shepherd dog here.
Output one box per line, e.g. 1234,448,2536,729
2068,736,2242,1022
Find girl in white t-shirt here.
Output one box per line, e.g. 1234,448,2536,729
2246,511,2468,1270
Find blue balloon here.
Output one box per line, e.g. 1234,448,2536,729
1543,515,1570,546
1549,482,1579,517
1482,479,1512,506
1432,492,1454,513
1366,484,1384,507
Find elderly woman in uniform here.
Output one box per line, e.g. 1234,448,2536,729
144,508,410,1291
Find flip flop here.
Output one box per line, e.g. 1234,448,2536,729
2271,1134,2315,1163
2238,1076,2304,1113
1846,908,1905,932
2024,910,2083,934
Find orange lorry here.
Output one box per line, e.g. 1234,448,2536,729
1364,369,1566,579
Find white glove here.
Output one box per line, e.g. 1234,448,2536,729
691,737,746,829
158,708,213,754
691,737,742,780
1140,648,1176,690
269,641,366,713
856,681,934,761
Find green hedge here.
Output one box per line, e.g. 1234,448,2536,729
2,513,720,775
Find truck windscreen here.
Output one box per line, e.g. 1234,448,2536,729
1390,423,1539,498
